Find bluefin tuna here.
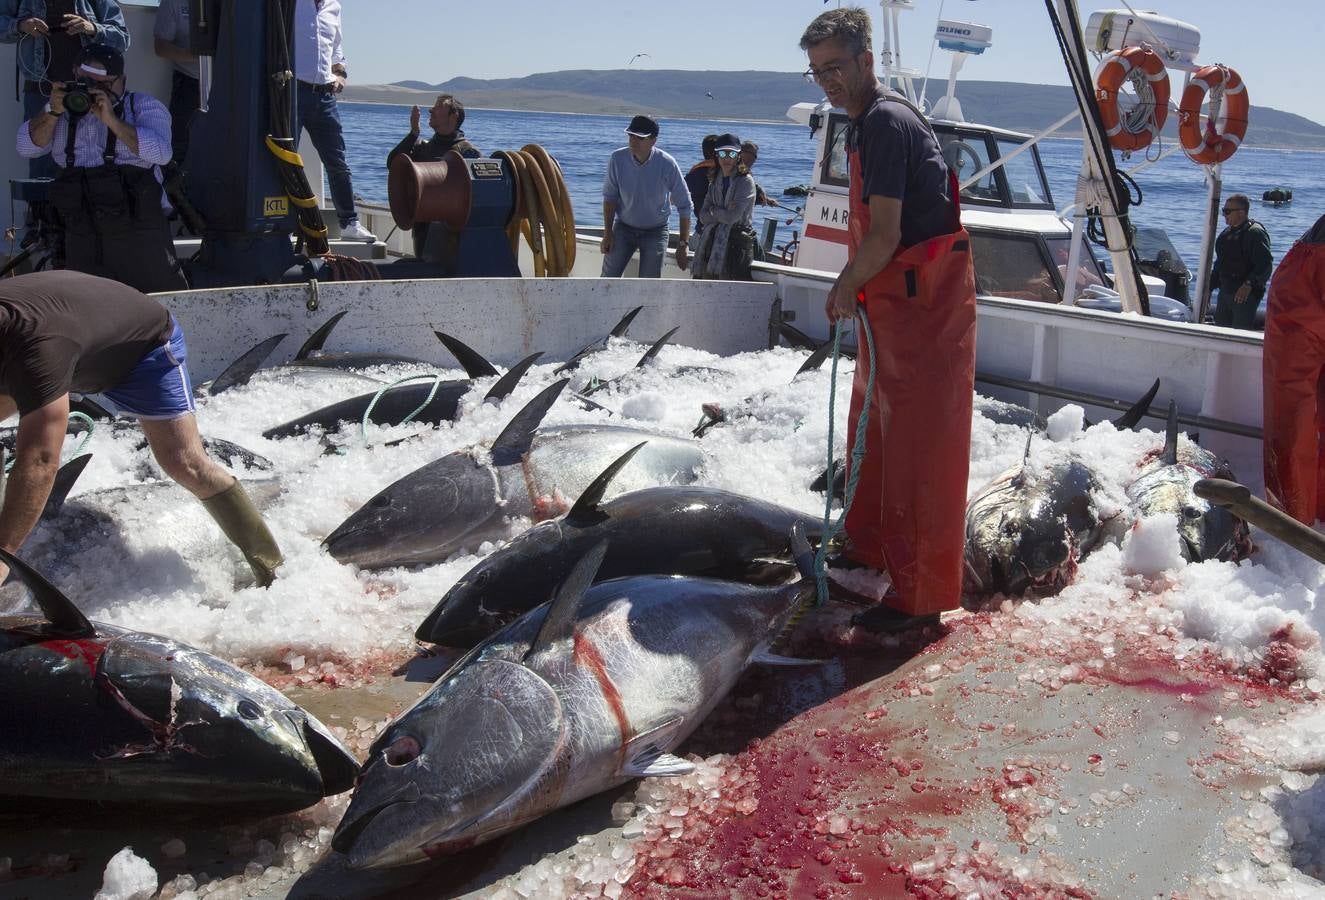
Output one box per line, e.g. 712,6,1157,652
321,382,709,569
0,547,358,812
331,526,815,867
1126,402,1253,562
963,441,1125,601
416,443,818,646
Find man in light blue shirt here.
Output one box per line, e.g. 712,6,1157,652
601,115,692,277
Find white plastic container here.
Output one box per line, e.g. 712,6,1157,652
1085,9,1201,69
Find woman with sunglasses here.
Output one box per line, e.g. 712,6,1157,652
690,133,756,280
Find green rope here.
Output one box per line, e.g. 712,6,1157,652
813,304,878,606
360,373,445,443
2,411,96,473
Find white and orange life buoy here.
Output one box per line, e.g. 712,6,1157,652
1094,46,1170,152
1177,65,1249,165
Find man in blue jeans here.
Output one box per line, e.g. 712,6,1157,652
0,271,283,587
601,115,692,277
293,0,374,243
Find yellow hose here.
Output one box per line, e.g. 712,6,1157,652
495,145,577,277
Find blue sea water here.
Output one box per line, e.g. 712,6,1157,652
338,102,1321,272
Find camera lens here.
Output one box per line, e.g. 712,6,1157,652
64,85,92,115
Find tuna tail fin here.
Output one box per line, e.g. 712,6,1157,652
208,333,288,396
295,310,348,360
42,453,92,519
611,305,645,338
0,546,94,637
636,327,680,368
1110,378,1161,431
434,330,500,379
1162,400,1180,466
566,442,646,525
525,539,609,662
483,352,544,403
490,378,568,465
794,341,834,378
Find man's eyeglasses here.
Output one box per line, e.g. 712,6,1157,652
716,149,740,159
1221,207,1246,215
803,59,852,84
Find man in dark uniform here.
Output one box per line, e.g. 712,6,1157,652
0,271,282,587
386,94,481,259
801,6,976,634
1210,193,1272,330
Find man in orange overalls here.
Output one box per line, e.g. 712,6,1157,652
1264,214,1325,524
800,7,977,634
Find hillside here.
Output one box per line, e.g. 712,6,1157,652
341,69,1325,151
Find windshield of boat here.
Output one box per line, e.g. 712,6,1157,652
937,130,1055,211
967,231,1107,304
995,138,1053,209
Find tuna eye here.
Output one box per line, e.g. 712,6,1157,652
237,699,263,720
370,494,392,509
385,735,421,766
1182,505,1202,520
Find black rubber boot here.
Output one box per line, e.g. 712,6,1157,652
201,481,283,588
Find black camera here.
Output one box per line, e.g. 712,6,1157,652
62,80,94,116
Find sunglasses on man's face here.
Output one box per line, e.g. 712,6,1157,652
1221,206,1247,214
716,149,740,159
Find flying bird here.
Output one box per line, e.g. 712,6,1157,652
628,53,651,65
705,91,715,100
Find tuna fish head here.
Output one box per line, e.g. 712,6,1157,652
963,461,1101,600
1128,465,1251,562
322,451,503,568
99,633,358,809
332,658,566,868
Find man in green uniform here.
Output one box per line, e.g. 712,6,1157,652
1210,193,1272,330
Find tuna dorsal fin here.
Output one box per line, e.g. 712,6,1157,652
208,333,288,396
778,320,817,351
1111,378,1161,431
435,330,499,379
611,305,644,338
42,454,91,519
484,352,544,403
795,342,834,378
566,442,646,525
525,539,609,662
1162,400,1179,466
68,395,113,421
636,327,679,368
0,546,94,637
490,378,567,466
295,310,348,360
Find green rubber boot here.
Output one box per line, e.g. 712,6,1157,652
201,481,283,588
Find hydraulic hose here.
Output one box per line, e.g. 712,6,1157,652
492,145,577,277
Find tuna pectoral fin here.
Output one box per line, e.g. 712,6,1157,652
752,652,822,667
209,333,289,396
621,717,693,778
0,546,94,637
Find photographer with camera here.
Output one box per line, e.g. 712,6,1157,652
16,43,187,293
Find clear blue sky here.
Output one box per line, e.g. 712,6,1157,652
340,1,1324,124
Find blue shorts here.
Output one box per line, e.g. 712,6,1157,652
101,318,197,420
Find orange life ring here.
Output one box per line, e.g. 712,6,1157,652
1178,65,1249,165
1094,47,1170,152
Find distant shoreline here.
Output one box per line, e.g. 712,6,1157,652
339,98,799,128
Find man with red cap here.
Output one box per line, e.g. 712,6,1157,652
800,6,977,634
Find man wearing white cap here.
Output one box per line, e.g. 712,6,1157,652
17,43,187,293
601,114,692,277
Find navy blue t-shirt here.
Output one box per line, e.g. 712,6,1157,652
848,87,955,249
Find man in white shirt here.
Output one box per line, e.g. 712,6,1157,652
293,0,374,242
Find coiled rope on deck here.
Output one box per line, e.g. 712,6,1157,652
359,373,445,442
492,145,577,277
813,305,878,607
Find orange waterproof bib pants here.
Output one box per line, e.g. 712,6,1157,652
843,152,977,616
1263,237,1325,524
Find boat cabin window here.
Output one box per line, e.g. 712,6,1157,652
1042,236,1107,295
995,139,1054,209
968,231,1066,304
819,113,850,189
940,136,998,203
